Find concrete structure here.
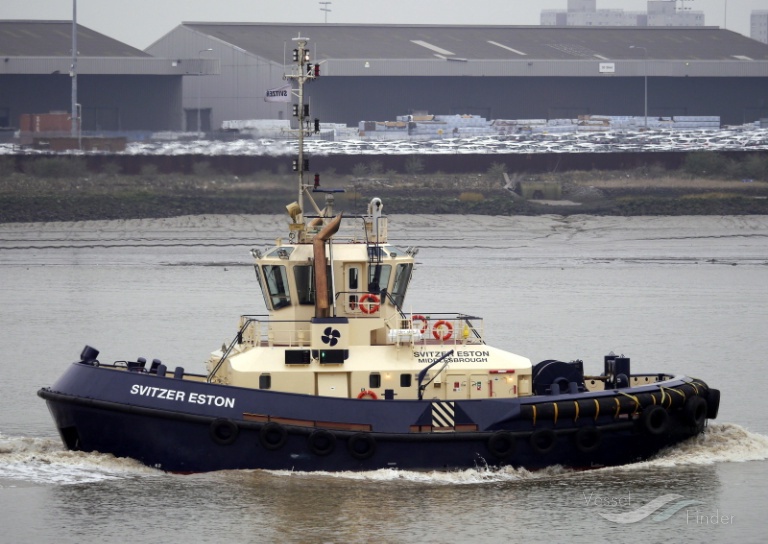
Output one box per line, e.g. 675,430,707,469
542,0,703,27
0,20,218,133
148,23,768,130
752,11,768,44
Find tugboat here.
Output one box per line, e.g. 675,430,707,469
39,35,720,473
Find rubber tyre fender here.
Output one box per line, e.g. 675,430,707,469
259,422,288,451
487,431,516,459
706,388,720,420
529,429,557,455
347,432,377,460
308,429,337,456
684,395,708,428
641,405,670,436
573,426,602,454
210,418,239,446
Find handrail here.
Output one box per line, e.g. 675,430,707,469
207,317,259,383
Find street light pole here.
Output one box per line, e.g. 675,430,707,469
630,45,648,129
319,2,332,23
71,0,78,139
197,48,213,139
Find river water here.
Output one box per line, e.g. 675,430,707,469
1,213,767,543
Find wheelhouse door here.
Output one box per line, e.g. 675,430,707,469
345,264,362,313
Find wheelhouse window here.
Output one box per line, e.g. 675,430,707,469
367,264,391,295
391,263,413,309
253,266,271,311
294,265,332,306
262,265,291,309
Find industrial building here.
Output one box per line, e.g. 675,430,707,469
752,11,768,44
0,20,218,135
1,20,767,135
541,0,705,27
149,23,768,131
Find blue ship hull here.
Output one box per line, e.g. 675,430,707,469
38,360,719,472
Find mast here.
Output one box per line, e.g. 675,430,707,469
284,35,321,227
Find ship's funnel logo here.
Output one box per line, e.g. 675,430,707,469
322,327,341,346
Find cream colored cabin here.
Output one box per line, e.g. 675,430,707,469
206,200,533,400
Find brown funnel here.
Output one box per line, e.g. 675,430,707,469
313,214,343,318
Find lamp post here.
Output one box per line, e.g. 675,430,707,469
629,45,648,129
319,2,332,23
71,0,78,140
197,48,213,139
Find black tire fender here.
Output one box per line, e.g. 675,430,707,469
574,426,602,454
347,433,376,460
641,405,670,435
210,418,239,446
487,431,516,458
259,422,288,451
308,429,336,456
684,395,708,428
530,429,557,455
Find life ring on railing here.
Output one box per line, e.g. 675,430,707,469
359,293,380,314
357,389,378,400
432,320,453,341
411,315,428,334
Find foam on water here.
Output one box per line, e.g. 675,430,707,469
3,423,766,487
265,423,768,485
0,433,159,486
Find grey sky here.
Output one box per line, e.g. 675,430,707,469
2,1,763,50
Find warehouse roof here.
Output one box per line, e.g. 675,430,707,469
0,20,150,57
180,23,768,62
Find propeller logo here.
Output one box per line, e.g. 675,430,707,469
322,327,341,346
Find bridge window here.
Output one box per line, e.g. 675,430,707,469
262,265,291,309
367,264,391,294
391,263,413,309
294,265,332,306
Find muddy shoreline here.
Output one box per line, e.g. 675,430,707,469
1,170,767,223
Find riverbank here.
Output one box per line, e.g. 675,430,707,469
1,167,767,223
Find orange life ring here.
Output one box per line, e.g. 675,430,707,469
411,314,428,334
357,389,378,400
359,293,380,314
432,320,453,341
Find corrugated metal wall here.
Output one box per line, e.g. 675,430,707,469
0,74,183,130
305,76,768,126
146,28,287,131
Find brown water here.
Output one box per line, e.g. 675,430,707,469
1,214,767,543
